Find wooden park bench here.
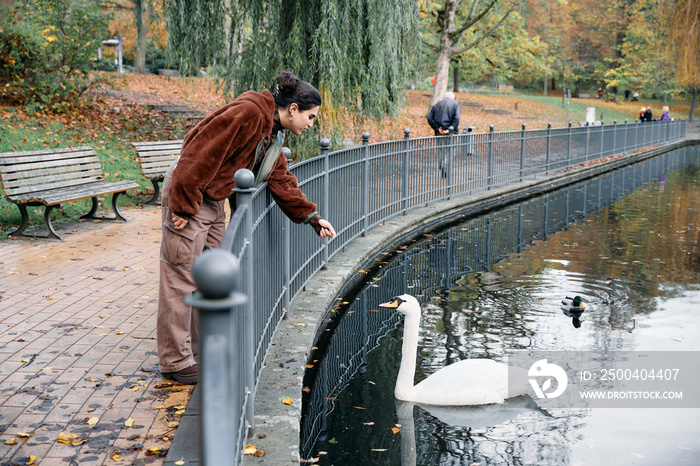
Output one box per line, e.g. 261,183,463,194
0,146,139,240
131,140,182,204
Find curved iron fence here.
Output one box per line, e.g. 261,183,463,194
188,118,687,465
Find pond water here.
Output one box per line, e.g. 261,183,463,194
301,146,700,465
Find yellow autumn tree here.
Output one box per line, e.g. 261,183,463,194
665,0,700,119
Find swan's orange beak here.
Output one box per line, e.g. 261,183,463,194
379,299,399,308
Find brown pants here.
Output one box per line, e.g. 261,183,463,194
157,166,226,373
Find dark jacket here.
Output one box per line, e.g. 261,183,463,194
169,89,317,223
427,97,461,134
643,109,653,122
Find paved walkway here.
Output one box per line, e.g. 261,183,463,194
0,206,194,465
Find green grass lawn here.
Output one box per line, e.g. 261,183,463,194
0,106,186,239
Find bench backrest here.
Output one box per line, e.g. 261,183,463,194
0,146,105,199
131,140,182,180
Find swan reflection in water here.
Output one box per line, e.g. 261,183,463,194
395,397,543,466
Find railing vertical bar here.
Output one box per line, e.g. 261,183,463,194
403,129,410,214
545,122,551,175
488,125,494,189
362,132,370,235
566,122,572,168
320,138,330,268
519,124,526,181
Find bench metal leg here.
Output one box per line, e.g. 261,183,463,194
80,193,128,222
43,205,63,240
146,180,162,205
7,203,63,240
111,191,128,221
7,203,30,237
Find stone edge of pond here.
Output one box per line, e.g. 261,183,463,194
167,139,699,465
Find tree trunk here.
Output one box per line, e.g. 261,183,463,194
135,0,147,73
453,66,459,92
690,87,698,121
430,0,459,107
543,69,548,96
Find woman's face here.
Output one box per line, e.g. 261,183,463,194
284,104,320,136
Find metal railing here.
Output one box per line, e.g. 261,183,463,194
187,118,687,464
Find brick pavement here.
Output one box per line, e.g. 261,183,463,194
0,207,195,466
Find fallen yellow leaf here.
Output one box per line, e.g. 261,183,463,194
28,455,37,464
87,417,99,426
282,397,293,405
110,451,121,461
124,418,134,427
4,437,17,445
391,426,401,434
57,433,77,444
175,460,185,465
167,421,179,428
243,444,257,455
17,432,32,438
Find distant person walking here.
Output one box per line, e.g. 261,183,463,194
427,91,461,136
427,92,461,178
659,106,670,121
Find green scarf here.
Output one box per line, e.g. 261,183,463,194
253,130,285,187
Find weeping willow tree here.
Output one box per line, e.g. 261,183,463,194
665,0,700,120
166,0,418,153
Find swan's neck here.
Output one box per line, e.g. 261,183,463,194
396,313,420,400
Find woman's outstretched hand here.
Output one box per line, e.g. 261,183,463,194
309,215,336,239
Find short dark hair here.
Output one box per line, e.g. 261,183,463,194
274,70,322,111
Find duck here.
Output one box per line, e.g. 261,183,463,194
380,294,529,406
561,295,584,312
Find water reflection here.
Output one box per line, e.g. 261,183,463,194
301,146,700,463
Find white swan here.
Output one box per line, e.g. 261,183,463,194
380,294,529,406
